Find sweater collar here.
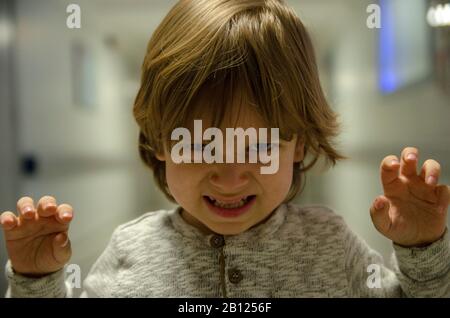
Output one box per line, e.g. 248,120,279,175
169,203,287,246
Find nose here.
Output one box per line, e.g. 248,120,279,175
209,163,250,193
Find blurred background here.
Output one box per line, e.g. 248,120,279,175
0,0,449,297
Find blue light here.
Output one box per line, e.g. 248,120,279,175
379,0,399,94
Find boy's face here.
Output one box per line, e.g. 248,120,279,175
157,104,304,235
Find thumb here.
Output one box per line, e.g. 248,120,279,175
370,195,392,235
52,231,72,265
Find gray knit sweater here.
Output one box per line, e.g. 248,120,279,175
4,203,450,297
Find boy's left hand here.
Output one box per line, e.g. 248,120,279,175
370,147,450,247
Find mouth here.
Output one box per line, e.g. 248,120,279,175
203,195,257,218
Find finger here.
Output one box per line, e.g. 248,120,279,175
52,231,72,264
37,196,58,218
419,159,441,186
0,211,19,231
55,204,74,224
17,196,36,220
400,147,418,177
370,195,392,235
436,185,450,215
380,155,400,187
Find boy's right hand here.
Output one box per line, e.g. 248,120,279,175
0,196,73,277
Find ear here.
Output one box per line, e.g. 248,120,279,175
154,142,168,161
294,136,305,163
155,152,166,161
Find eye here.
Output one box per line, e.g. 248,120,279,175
191,143,206,152
248,143,273,152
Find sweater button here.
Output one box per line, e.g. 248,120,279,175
228,268,243,284
209,234,225,248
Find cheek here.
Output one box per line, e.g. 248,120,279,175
165,162,204,202
166,163,188,193
259,155,294,199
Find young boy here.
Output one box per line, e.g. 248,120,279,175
1,0,449,297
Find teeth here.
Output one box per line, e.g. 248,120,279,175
209,196,250,209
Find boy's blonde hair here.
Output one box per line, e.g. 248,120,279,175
133,0,345,203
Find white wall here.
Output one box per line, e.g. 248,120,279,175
2,0,174,296
290,0,450,265
0,0,18,296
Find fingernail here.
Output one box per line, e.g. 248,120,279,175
406,153,417,161
1,216,15,227
61,236,69,247
426,175,437,185
58,233,68,247
61,211,72,219
23,206,34,217
44,203,56,210
375,200,385,210
391,159,399,165
23,206,33,213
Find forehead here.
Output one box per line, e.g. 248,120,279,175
185,85,270,131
